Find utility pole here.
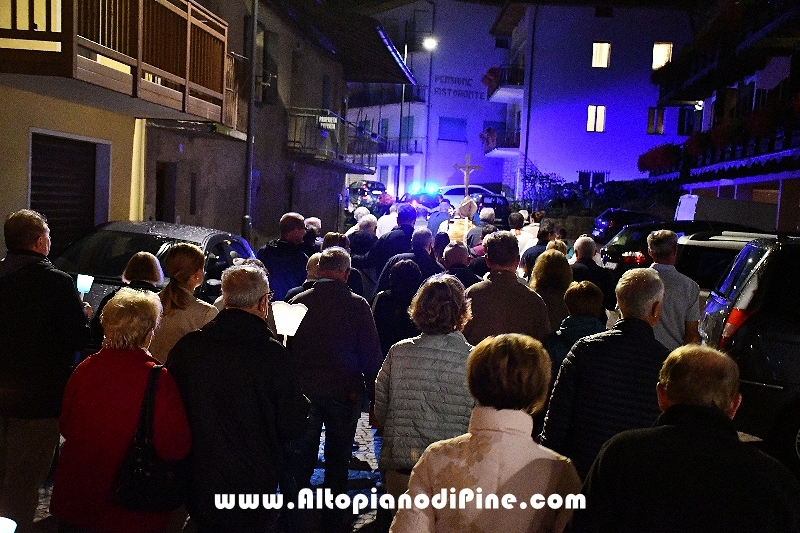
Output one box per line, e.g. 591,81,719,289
395,43,407,201
242,0,258,241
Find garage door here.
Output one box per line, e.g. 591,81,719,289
31,133,97,256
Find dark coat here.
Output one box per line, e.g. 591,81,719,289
166,309,309,530
542,314,607,386
534,314,606,437
376,250,444,293
520,239,548,274
570,257,617,315
0,250,89,418
89,280,159,348
357,224,413,275
574,405,800,533
540,318,669,479
349,230,378,256
446,264,482,289
285,280,316,302
289,279,383,402
256,239,308,302
371,289,421,357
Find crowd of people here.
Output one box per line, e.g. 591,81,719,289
0,206,798,533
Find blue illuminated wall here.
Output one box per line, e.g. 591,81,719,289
519,5,692,183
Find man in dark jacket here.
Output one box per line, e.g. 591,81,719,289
570,235,617,322
288,247,382,505
256,212,308,301
540,268,669,479
519,227,552,278
167,264,309,533
0,209,90,532
375,228,444,292
442,241,482,289
355,203,416,275
573,345,800,532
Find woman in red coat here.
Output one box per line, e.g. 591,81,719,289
50,288,191,533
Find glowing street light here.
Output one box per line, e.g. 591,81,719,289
422,36,438,51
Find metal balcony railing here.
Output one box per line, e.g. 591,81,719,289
348,84,426,108
485,66,525,99
482,129,520,154
287,108,381,173
0,0,228,121
378,137,424,154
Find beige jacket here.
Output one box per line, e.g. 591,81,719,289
149,289,218,363
390,406,582,533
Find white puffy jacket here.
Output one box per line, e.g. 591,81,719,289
375,331,474,471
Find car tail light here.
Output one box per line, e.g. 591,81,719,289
621,251,648,265
719,308,753,350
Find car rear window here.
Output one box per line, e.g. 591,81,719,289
677,245,741,290
714,244,768,300
54,230,180,278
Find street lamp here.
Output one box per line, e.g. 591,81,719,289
422,36,438,51
423,34,437,188
395,44,407,201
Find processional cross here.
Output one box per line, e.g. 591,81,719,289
454,154,482,196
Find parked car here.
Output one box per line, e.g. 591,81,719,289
699,236,800,475
675,231,774,309
53,221,255,311
590,208,661,245
600,221,762,276
438,184,493,208
473,193,511,230
348,180,386,213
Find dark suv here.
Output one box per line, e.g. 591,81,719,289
700,237,800,475
590,208,661,245
600,221,762,276
474,193,511,229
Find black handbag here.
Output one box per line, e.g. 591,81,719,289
115,364,187,512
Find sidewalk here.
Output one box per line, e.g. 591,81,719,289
34,413,383,533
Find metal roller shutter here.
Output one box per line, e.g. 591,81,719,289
31,133,96,256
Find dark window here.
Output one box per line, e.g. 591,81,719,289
647,107,665,135
678,107,701,136
246,20,278,105
677,246,741,291
439,117,467,142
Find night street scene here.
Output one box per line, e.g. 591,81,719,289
2,0,800,531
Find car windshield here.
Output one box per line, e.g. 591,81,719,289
53,230,186,279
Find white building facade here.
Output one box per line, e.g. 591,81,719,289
346,0,509,197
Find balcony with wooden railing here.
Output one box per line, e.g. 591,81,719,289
0,0,228,122
287,108,380,174
652,0,800,104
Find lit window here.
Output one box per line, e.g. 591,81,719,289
652,42,673,70
647,107,665,135
587,105,606,132
592,42,611,68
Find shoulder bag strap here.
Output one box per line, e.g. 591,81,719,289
133,364,162,447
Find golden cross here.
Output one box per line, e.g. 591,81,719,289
454,154,482,196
